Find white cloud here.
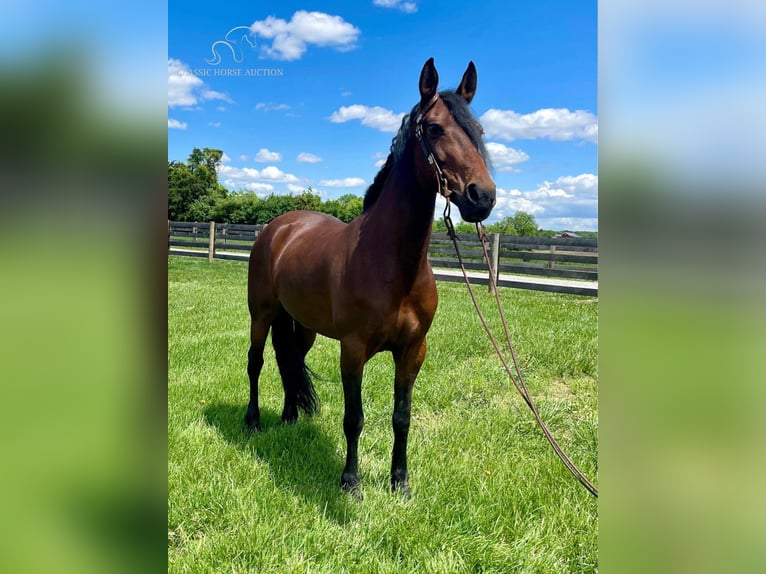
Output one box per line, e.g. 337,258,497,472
221,153,231,163
543,173,598,196
259,165,300,182
480,108,598,143
329,104,405,133
318,177,366,188
287,184,307,193
208,121,221,128
168,59,201,107
373,0,418,13
217,163,302,190
251,11,360,61
201,89,233,104
255,102,291,112
168,118,187,130
168,58,233,108
238,154,248,161
296,152,322,163
485,142,530,172
244,183,275,192
489,174,598,231
371,151,388,168
254,148,283,162
494,189,546,216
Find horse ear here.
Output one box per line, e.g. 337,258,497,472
419,57,439,103
457,61,477,104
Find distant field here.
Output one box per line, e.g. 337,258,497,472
168,256,597,573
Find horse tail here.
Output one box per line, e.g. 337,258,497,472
271,309,319,416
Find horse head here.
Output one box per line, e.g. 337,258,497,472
414,58,496,223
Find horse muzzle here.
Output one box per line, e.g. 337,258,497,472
451,182,496,222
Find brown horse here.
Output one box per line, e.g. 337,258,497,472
245,58,496,497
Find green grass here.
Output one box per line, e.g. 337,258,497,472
168,256,597,573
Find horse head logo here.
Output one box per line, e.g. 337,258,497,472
206,26,257,66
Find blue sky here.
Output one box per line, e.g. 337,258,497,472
169,0,597,230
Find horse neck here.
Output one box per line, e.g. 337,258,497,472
362,153,436,276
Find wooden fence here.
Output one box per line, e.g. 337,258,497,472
168,221,597,297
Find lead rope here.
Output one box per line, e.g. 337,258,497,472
442,204,598,498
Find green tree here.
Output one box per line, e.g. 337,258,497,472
293,188,322,211
511,211,538,236
484,216,518,236
338,194,364,222
168,147,228,221
259,194,296,223
210,192,262,224
432,218,478,235
319,194,363,223
432,219,448,233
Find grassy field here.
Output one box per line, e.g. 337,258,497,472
168,256,597,573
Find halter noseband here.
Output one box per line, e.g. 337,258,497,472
414,93,453,199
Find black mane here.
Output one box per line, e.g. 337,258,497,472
362,153,394,211
362,90,490,212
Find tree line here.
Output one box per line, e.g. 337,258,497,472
169,147,595,237
169,147,363,224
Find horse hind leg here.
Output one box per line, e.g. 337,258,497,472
271,308,319,423
244,304,278,432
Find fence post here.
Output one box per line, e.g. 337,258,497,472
488,233,500,294
548,243,556,270
208,221,216,262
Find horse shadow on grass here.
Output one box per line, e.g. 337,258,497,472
203,403,356,524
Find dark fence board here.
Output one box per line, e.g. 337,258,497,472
217,223,263,231
215,234,258,242
170,222,211,231
214,242,252,252
169,239,209,248
501,252,598,264
498,236,597,248
214,251,250,262
429,246,485,258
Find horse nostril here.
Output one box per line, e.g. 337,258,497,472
466,183,480,203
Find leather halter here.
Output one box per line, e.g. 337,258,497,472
413,93,453,199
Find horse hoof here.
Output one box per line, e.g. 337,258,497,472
340,476,363,500
391,481,412,499
341,483,364,501
244,414,262,432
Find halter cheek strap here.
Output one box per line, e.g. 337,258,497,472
414,94,453,199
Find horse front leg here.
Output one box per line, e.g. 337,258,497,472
391,338,427,497
339,340,366,498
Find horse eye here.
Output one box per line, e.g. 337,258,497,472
427,124,443,138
